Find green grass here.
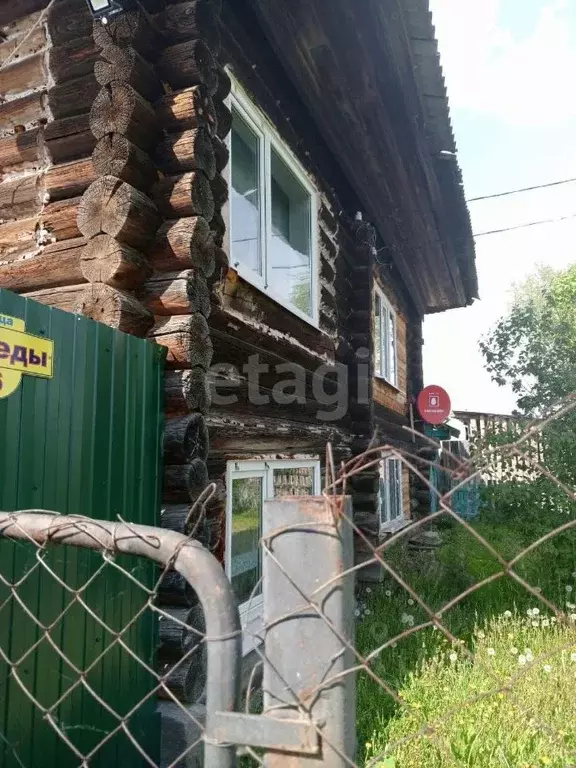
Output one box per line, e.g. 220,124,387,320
356,489,576,767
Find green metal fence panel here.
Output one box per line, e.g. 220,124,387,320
0,289,165,768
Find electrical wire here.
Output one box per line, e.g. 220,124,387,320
0,0,58,72
474,212,576,238
467,177,576,203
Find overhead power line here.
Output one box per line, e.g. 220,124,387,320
467,177,576,203
474,212,576,238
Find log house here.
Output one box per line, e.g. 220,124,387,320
1,0,478,741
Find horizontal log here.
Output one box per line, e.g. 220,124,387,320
45,158,96,201
23,283,85,313
48,35,99,84
0,173,42,219
161,502,211,540
212,134,229,174
157,568,199,608
92,134,157,191
158,609,206,703
158,607,192,659
210,173,228,209
158,1,220,50
163,413,209,464
0,54,45,101
149,217,213,276
214,65,231,103
0,92,45,136
77,175,160,250
156,127,216,179
154,171,214,222
42,197,81,241
0,237,85,293
0,18,46,66
148,313,213,369
214,100,232,139
0,217,37,261
46,0,93,45
207,409,348,455
158,39,218,94
77,283,153,336
156,85,216,136
209,210,225,248
48,73,99,120
80,234,151,289
140,269,210,317
0,128,40,170
44,113,95,165
164,367,212,416
94,44,162,104
90,82,158,150
164,459,209,501
0,1,47,26
92,8,160,59
207,367,342,425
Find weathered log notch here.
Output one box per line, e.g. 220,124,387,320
73,7,162,339
140,0,228,710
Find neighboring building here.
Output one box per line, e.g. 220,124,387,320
454,410,542,483
0,0,477,692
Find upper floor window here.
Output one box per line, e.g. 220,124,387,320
374,286,398,386
229,81,319,324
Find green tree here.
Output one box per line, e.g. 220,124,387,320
479,263,576,487
480,264,576,415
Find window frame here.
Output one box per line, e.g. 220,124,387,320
227,78,320,328
225,459,321,652
378,457,405,534
374,284,399,387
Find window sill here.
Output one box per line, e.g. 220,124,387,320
232,264,321,331
374,373,402,394
379,517,412,536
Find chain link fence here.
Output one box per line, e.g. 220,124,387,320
1,397,576,767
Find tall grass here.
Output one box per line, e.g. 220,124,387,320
356,487,576,766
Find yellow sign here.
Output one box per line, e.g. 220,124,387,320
0,314,54,400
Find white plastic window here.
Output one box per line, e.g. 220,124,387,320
374,286,398,386
229,81,319,325
379,458,404,532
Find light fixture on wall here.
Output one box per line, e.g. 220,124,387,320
85,0,123,23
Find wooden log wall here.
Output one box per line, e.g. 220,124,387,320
196,0,353,541
74,7,163,335
0,0,218,708
148,0,226,707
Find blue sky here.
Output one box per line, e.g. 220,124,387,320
424,0,576,414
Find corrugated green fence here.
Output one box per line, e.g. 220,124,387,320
0,289,165,767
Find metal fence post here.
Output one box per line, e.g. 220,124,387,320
262,496,356,765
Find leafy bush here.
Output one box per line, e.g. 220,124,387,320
380,614,576,768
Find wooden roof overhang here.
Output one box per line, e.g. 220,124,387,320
250,0,478,315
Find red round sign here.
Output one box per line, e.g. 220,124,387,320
417,385,451,425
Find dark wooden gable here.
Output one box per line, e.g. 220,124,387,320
249,0,477,314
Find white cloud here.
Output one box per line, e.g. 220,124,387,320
430,0,576,126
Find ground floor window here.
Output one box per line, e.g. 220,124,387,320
225,459,321,635
379,457,404,533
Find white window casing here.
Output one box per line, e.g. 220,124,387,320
225,459,321,654
374,284,399,387
378,457,406,534
227,77,320,327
